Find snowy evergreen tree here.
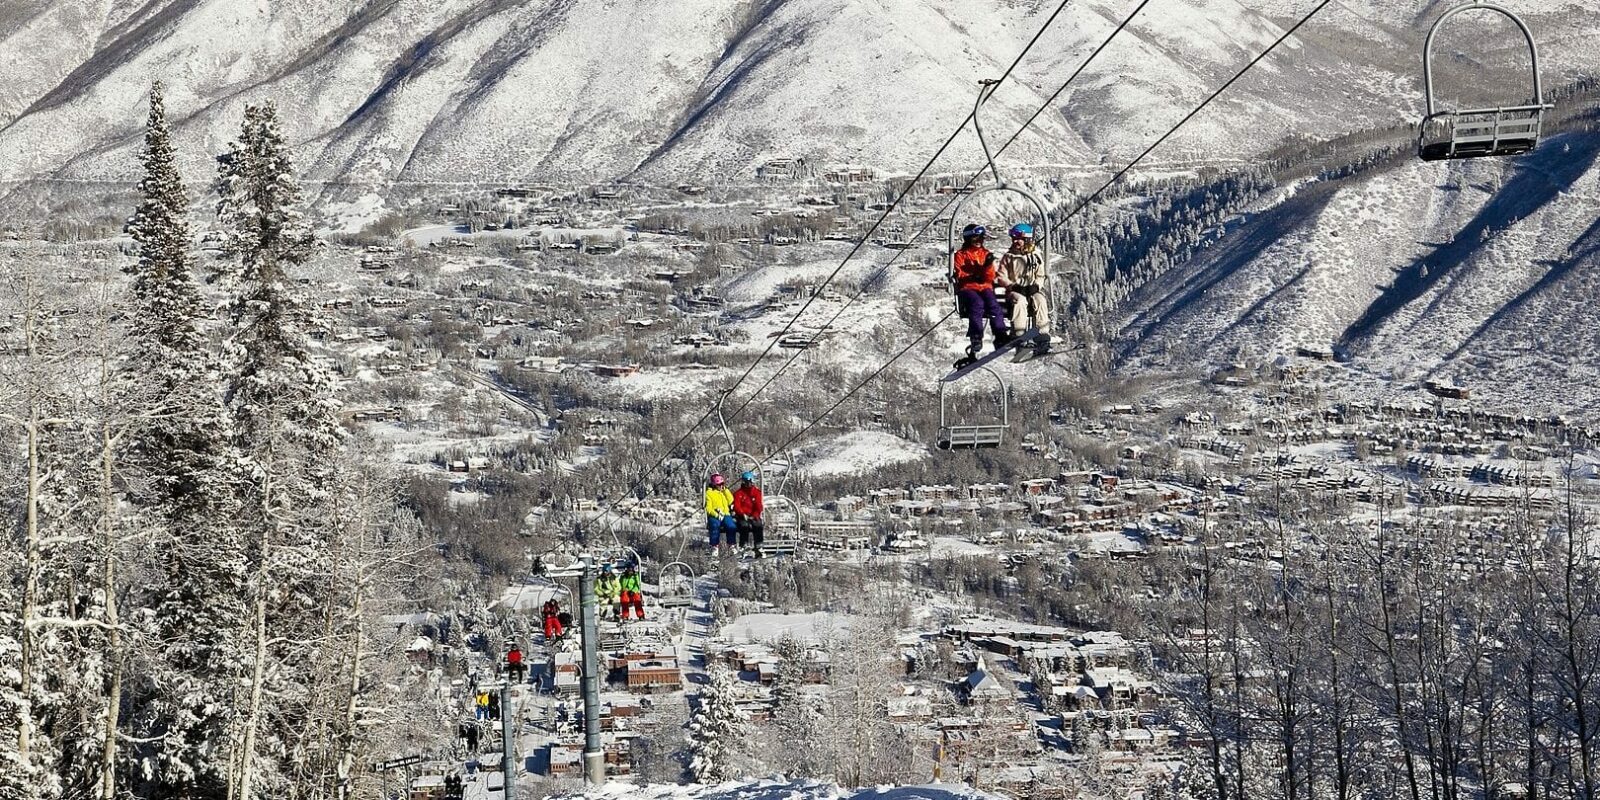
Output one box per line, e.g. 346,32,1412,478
213,101,337,452
212,101,342,799
688,667,750,783
119,82,247,800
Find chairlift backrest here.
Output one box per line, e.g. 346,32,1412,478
1419,2,1549,161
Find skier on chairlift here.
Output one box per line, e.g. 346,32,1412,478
619,564,646,621
594,564,622,620
952,224,1012,367
997,222,1050,356
705,473,737,554
733,470,765,557
541,598,564,642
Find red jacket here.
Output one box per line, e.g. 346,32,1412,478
507,649,522,665
733,485,764,518
952,244,996,291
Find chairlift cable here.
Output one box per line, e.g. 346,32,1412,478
583,0,1337,561
754,0,1341,468
537,0,1084,560
723,0,1159,425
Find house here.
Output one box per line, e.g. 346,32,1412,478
591,363,641,378
962,657,1013,705
624,654,682,693
408,775,446,800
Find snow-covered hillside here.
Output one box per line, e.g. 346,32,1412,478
1117,129,1600,415
0,0,1592,186
545,779,1008,800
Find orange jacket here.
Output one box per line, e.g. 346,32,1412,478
952,244,997,291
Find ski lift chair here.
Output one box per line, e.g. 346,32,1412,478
936,365,1008,450
948,79,1054,314
762,495,803,557
1418,1,1550,161
654,561,696,609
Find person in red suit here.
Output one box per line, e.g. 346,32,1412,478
733,470,765,557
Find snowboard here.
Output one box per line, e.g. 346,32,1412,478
1012,340,1057,363
945,328,1039,382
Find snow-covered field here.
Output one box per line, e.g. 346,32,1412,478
547,779,1007,800
721,612,853,645
794,431,928,478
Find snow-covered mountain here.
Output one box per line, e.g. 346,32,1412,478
0,0,1593,186
1116,128,1600,414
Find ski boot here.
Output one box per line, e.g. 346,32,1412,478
1032,334,1052,356
993,330,1016,351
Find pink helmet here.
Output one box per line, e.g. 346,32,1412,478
710,473,726,486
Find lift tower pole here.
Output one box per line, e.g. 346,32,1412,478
499,677,515,800
580,553,605,785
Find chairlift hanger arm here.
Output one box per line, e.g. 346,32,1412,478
974,79,1005,186
1422,2,1548,118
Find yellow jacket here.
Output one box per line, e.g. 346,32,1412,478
595,574,621,603
704,486,734,518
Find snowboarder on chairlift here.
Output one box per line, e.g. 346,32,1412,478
997,222,1050,355
704,473,737,554
733,470,765,557
952,224,1012,366
541,598,565,642
619,564,646,621
594,565,622,620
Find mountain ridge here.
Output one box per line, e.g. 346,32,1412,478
1,0,1593,187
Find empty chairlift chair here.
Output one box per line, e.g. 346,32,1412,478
1418,1,1550,161
654,561,695,609
936,365,1009,450
761,495,802,557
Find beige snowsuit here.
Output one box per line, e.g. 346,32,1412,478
998,243,1049,335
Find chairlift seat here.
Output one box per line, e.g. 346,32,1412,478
1419,107,1542,161
937,424,1006,450
936,365,1009,452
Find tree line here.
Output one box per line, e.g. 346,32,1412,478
0,85,423,800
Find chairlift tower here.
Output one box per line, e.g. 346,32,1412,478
578,553,604,785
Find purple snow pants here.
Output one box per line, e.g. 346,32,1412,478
957,288,1008,348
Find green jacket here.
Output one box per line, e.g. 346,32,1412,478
619,572,642,593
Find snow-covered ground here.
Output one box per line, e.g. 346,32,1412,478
793,431,928,478
721,612,854,645
545,779,1007,800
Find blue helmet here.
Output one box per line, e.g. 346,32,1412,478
961,224,987,240
1009,223,1035,239
741,470,757,482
